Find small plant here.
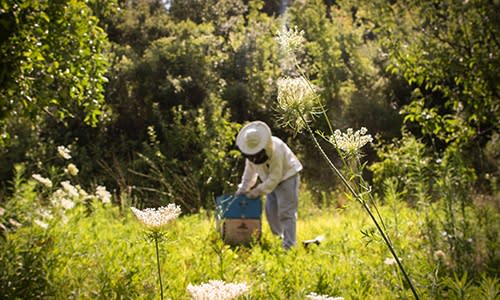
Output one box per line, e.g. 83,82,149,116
130,204,182,300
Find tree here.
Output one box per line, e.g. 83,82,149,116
0,0,113,145
356,0,500,189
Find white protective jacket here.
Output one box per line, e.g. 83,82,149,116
239,136,303,195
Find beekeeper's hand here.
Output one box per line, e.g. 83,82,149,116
235,187,246,195
246,187,261,199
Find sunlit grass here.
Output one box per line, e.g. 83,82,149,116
1,185,497,299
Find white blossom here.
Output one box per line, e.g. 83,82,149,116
96,185,111,204
32,174,53,188
66,163,79,176
330,127,373,154
276,25,306,54
276,76,319,131
9,218,22,227
60,198,75,210
187,280,248,300
277,76,316,111
384,257,400,266
61,181,79,197
307,292,344,300
433,250,446,260
57,145,72,160
77,185,89,198
130,204,181,229
34,219,49,229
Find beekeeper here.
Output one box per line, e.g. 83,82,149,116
235,121,303,249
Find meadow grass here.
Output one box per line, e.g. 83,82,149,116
4,185,497,299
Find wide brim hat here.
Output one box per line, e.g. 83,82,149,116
236,121,272,155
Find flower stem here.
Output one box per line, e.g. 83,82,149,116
154,235,164,300
303,120,420,300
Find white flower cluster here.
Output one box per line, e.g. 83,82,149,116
330,127,373,154
65,163,79,176
96,185,111,204
277,76,316,111
307,293,344,300
57,145,72,160
32,174,53,188
130,204,181,229
276,25,306,54
187,280,248,300
277,76,319,131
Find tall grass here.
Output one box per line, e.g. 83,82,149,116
1,173,498,299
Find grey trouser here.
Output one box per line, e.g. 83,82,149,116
265,174,299,249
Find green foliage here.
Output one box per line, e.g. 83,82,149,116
0,0,113,138
371,133,498,279
370,132,435,204
357,0,500,175
132,97,241,212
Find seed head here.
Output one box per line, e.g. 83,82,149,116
276,76,320,132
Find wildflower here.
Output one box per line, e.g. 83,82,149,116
57,145,72,160
61,181,79,197
60,198,75,210
66,163,79,176
131,204,181,230
38,209,53,220
32,174,53,188
96,185,111,204
307,292,344,300
276,25,306,55
329,127,373,155
34,219,49,229
276,76,320,132
131,204,182,300
384,257,400,266
9,218,22,227
187,280,248,300
0,206,5,216
433,250,446,260
76,185,89,198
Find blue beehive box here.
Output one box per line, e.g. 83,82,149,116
215,194,262,219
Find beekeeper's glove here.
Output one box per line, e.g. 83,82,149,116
246,187,261,199
235,187,246,195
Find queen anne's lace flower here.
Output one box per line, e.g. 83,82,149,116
57,145,72,160
277,76,319,131
277,76,316,111
330,127,373,154
187,280,248,300
276,25,305,54
32,174,53,188
307,293,344,300
131,204,181,229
